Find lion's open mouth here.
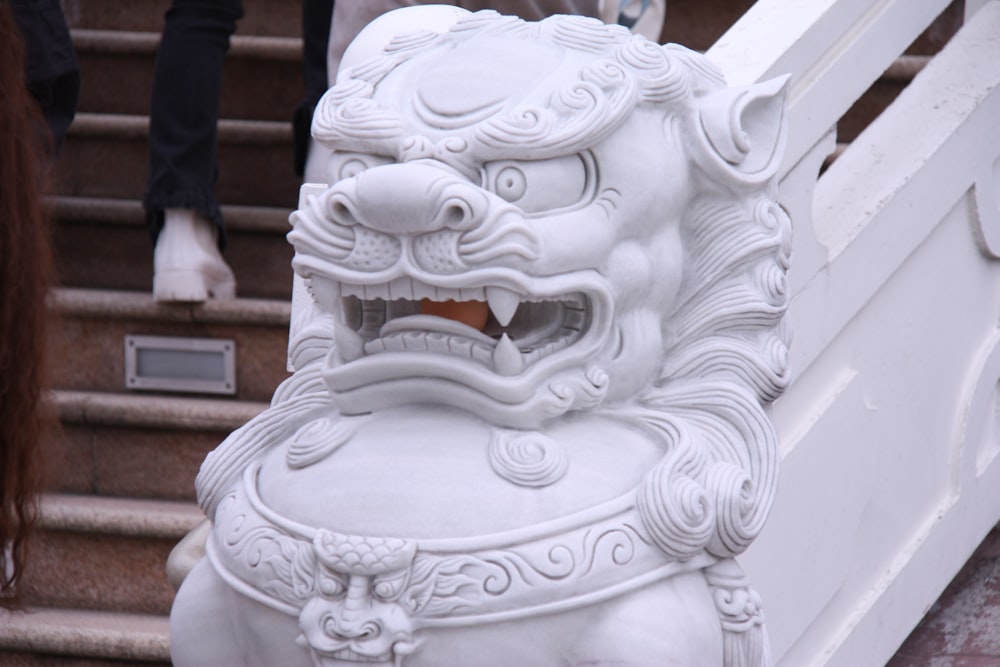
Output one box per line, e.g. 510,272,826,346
324,646,392,663
308,645,398,667
310,276,591,376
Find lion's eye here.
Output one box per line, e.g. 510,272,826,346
327,151,393,184
371,571,408,602
372,580,396,600
493,166,528,202
317,571,347,598
482,153,592,214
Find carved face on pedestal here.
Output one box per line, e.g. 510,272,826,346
290,14,727,429
296,531,417,666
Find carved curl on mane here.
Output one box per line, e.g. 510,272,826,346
312,12,728,163
626,191,791,560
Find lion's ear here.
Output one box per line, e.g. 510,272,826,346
695,74,790,185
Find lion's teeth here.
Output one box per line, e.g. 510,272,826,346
334,324,366,362
458,286,486,301
426,332,450,354
486,286,520,327
341,283,365,299
493,334,524,375
472,344,492,366
450,338,474,359
362,283,389,300
434,286,461,302
386,277,414,300
411,282,438,300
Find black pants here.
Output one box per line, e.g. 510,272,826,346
294,0,335,177
144,0,334,249
143,0,244,250
10,0,80,156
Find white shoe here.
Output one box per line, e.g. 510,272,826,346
153,208,236,302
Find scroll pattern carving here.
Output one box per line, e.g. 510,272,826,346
208,466,710,627
487,429,568,487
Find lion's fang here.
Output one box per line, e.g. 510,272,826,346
486,286,520,327
493,334,524,375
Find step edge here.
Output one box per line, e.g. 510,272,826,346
50,287,292,326
39,493,204,539
0,606,170,661
69,112,292,143
47,195,294,234
71,28,302,61
53,388,268,430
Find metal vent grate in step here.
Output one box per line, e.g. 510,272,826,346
125,334,236,395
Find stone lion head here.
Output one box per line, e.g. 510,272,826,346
283,8,791,563
290,9,789,435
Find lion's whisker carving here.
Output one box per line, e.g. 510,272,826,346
171,7,790,667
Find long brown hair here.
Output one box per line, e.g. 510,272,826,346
0,0,54,606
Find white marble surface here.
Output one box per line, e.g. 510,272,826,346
172,7,791,666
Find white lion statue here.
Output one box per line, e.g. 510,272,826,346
170,7,790,666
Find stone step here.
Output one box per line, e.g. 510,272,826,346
0,607,170,666
56,112,300,210
50,196,294,300
45,390,266,501
50,194,291,233
49,289,291,403
63,0,302,37
20,495,202,616
73,29,304,121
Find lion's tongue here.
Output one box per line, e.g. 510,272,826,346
420,299,489,331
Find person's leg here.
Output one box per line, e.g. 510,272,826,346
10,0,80,157
294,0,334,177
145,0,244,245
26,70,80,156
144,0,243,301
303,0,408,184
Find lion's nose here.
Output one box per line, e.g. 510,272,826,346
327,162,489,235
328,618,383,641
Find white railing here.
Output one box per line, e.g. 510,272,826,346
710,0,952,173
710,1,1000,664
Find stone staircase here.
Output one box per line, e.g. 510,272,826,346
0,0,302,664
0,0,961,665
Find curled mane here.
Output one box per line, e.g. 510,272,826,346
313,12,726,162
625,185,791,560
